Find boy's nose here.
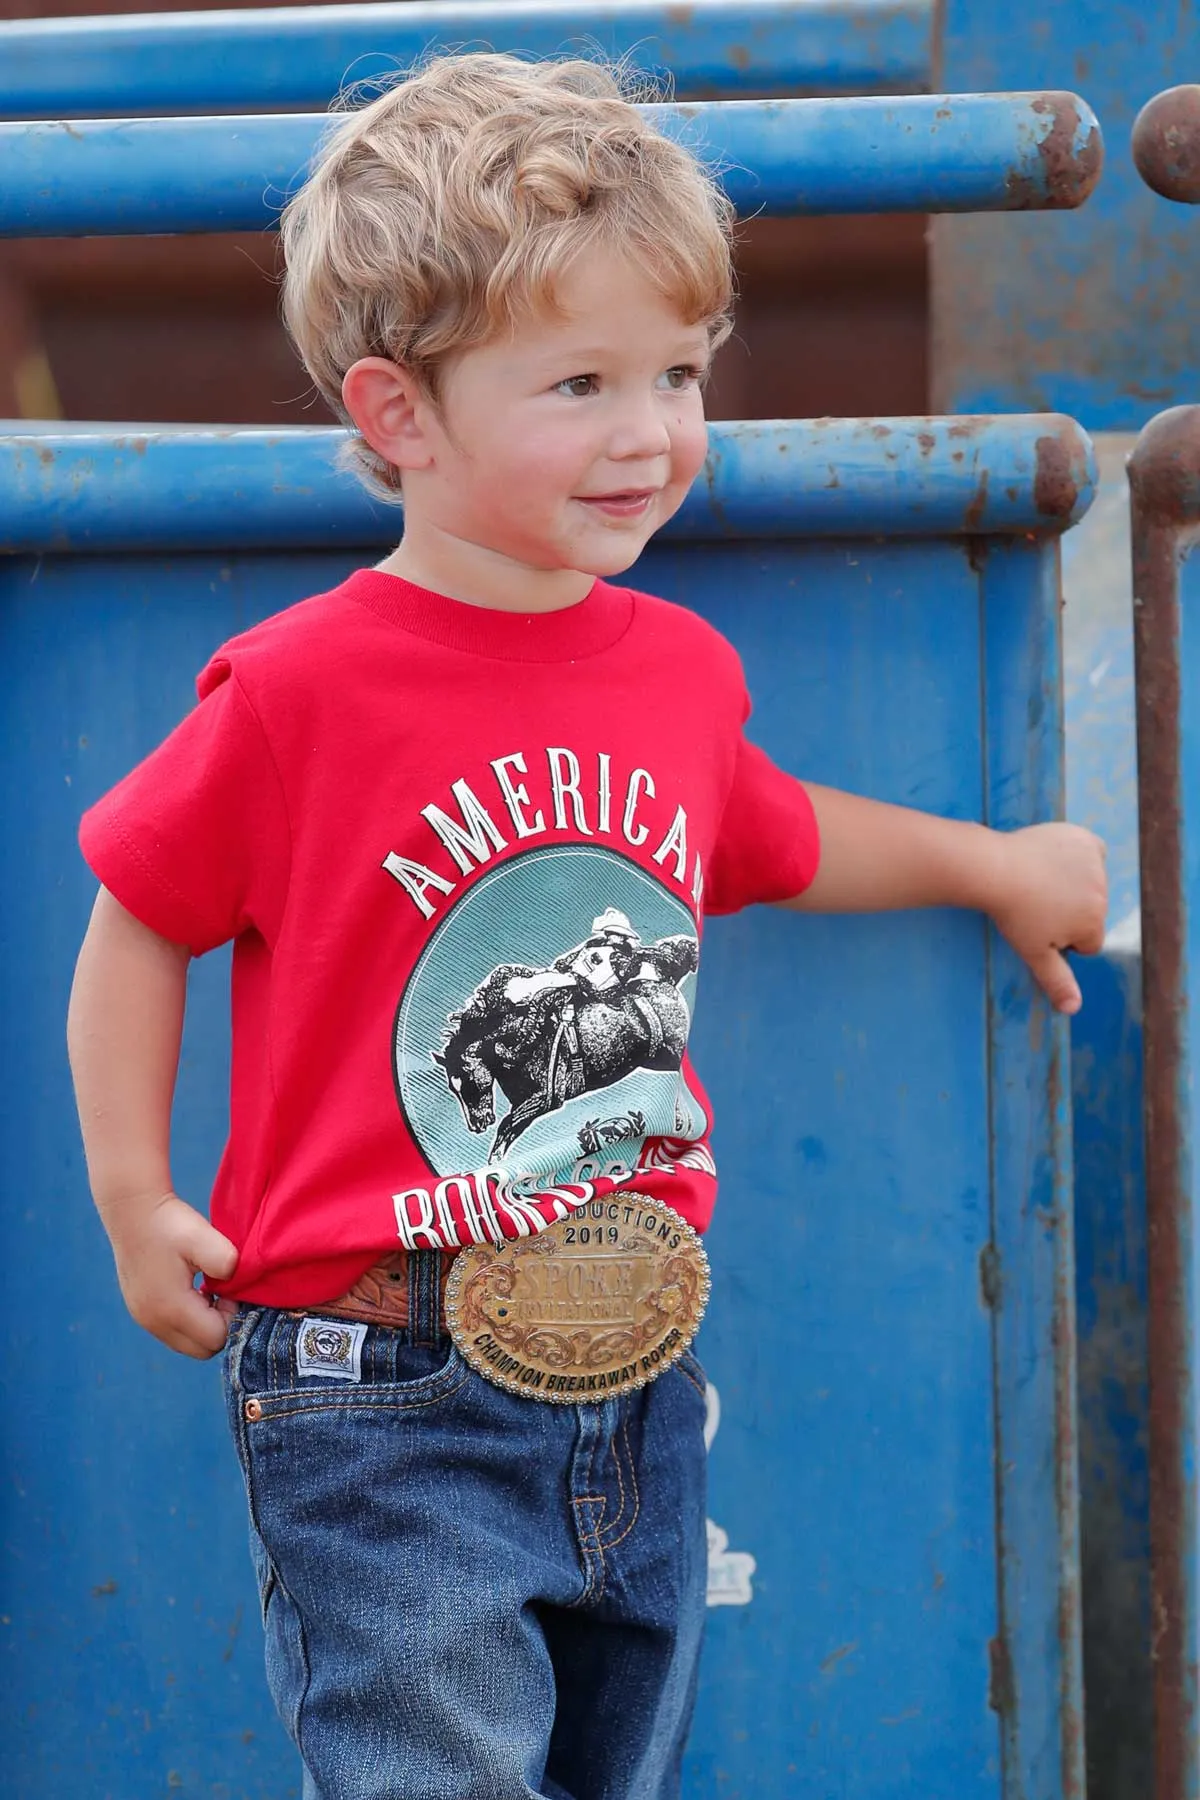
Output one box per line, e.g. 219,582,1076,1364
607,400,673,460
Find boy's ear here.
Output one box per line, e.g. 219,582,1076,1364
341,357,438,472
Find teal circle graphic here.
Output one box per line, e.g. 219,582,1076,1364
393,845,707,1179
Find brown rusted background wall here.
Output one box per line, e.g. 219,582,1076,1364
0,0,929,426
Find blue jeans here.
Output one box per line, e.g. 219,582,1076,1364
222,1255,710,1800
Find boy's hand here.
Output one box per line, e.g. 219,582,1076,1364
988,823,1108,1015
107,1192,239,1359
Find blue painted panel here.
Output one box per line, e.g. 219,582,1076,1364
0,419,1088,1796
0,0,932,118
0,92,1101,237
933,0,1200,431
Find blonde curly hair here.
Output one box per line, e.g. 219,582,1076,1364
279,52,735,498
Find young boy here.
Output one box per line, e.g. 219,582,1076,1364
67,52,1107,1800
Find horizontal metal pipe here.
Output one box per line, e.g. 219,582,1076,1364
0,0,932,118
0,92,1103,237
0,416,1095,554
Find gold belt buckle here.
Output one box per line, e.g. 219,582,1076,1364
445,1192,710,1403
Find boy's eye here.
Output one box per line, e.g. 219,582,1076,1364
555,374,599,398
659,365,706,392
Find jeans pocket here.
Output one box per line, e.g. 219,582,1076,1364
233,1312,472,1420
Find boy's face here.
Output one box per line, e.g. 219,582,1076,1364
353,248,713,603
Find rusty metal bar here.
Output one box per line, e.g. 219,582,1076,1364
1129,404,1200,1800
1132,87,1200,205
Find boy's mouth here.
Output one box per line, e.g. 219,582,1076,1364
576,489,658,519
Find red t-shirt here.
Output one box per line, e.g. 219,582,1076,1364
80,571,819,1306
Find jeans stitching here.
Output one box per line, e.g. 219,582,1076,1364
677,1356,707,1401
595,1411,630,1548
565,1501,601,1609
598,1411,642,1553
245,1371,471,1422
586,1415,611,1601
571,1498,607,1606
567,1414,606,1607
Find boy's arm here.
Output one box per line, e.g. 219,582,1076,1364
67,887,238,1359
782,784,1108,1016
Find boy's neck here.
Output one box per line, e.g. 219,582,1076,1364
375,537,596,615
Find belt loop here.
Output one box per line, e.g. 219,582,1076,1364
410,1250,440,1345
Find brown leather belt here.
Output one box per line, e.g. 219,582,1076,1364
309,1249,458,1330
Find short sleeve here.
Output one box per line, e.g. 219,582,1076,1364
704,729,820,916
79,662,290,955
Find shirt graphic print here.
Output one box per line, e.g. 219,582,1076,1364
391,843,711,1249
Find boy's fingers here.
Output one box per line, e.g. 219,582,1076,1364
126,1285,229,1359
194,1226,239,1283
174,1212,239,1283
158,1290,230,1359
1026,947,1082,1014
1072,916,1107,957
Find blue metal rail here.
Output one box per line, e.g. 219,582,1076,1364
0,92,1102,237
0,416,1096,554
0,0,932,118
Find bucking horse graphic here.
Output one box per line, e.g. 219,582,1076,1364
432,908,699,1159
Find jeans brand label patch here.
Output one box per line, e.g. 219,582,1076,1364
296,1317,368,1381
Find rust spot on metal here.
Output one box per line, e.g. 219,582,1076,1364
1123,381,1175,403
1129,406,1200,1800
964,469,990,532
819,1640,859,1675
1132,86,1200,204
978,1243,1002,1309
917,430,936,453
987,1634,1015,1716
1034,433,1081,521
92,1579,118,1597
870,423,891,440
726,43,750,72
1006,93,1104,211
